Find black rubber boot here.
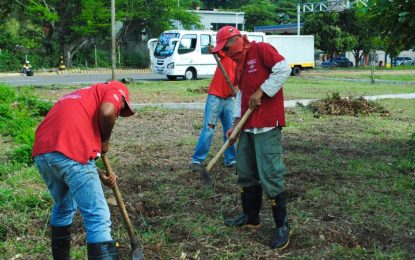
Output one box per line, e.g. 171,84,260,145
270,191,290,250
224,185,262,228
87,240,120,259
51,225,71,260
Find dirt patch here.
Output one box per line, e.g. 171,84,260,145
79,108,414,259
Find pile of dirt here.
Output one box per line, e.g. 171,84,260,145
305,92,389,117
187,86,208,94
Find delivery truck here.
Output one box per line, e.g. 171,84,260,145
265,35,315,76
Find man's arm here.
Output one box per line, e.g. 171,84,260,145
260,60,291,97
99,102,117,154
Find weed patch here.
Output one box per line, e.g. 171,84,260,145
186,86,208,94
306,92,389,117
0,84,52,164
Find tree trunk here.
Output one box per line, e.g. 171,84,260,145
62,38,90,68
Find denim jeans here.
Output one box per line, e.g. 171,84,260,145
192,94,236,166
34,152,112,243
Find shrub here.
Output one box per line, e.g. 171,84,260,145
0,84,51,164
11,144,33,165
0,51,21,72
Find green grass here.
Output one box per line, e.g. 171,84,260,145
26,72,415,104
310,73,415,81
284,77,415,100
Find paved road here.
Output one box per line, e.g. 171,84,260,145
0,72,167,86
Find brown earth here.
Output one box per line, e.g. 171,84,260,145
54,107,412,259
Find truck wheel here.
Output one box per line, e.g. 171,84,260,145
184,68,196,80
167,75,177,80
291,67,301,76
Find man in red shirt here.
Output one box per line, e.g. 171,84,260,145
212,26,292,250
190,46,237,172
32,81,135,259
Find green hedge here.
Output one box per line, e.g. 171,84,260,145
0,84,53,164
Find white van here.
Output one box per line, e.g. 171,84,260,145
149,30,265,80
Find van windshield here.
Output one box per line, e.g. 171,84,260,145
154,33,180,58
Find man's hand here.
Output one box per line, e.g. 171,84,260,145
98,168,117,188
226,118,241,146
249,88,264,110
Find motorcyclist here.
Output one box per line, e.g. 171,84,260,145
22,61,33,76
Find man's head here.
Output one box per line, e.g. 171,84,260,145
212,26,248,63
212,26,241,54
106,81,135,117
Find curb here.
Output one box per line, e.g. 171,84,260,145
0,68,152,77
56,68,152,75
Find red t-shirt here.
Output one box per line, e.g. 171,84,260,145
239,42,286,129
32,83,123,163
208,51,236,98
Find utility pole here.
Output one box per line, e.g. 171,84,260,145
111,0,116,80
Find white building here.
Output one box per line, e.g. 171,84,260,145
174,10,245,31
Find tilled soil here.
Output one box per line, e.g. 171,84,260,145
69,108,414,259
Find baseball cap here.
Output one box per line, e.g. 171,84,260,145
212,26,241,53
106,80,135,117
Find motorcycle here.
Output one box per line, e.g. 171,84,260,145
22,62,34,76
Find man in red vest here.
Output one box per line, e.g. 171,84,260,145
212,26,292,250
32,81,135,259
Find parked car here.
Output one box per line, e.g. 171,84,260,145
394,56,414,66
321,57,353,68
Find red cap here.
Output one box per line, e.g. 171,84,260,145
106,81,135,117
212,26,241,53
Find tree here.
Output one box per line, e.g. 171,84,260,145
21,0,200,67
368,0,415,52
303,12,346,57
273,0,303,24
242,0,276,31
337,9,379,67
24,0,111,67
303,7,381,66
117,0,201,41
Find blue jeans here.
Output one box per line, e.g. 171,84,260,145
192,94,236,166
34,152,112,243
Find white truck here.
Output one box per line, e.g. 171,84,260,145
265,35,315,76
148,30,314,79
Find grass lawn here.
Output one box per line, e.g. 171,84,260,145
27,74,415,104
1,79,414,259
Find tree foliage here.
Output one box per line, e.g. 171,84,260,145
0,0,414,70
118,0,201,40
242,0,276,31
367,0,415,55
304,7,382,66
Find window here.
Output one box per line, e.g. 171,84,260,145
200,34,212,55
178,34,197,55
154,33,180,58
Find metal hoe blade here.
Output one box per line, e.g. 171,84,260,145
200,168,213,187
131,236,144,260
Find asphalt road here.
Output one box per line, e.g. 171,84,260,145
0,72,169,86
